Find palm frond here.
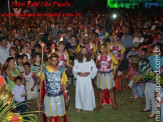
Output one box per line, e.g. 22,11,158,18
0,83,42,122
133,73,163,85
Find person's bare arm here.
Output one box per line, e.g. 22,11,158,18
31,79,37,91
38,78,43,90
24,78,26,86
66,63,73,68
5,69,15,81
68,49,75,54
62,83,68,101
121,53,124,61
1,62,8,71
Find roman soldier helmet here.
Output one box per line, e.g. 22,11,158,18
48,44,59,59
57,41,65,46
99,43,107,49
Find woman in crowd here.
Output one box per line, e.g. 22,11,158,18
5,57,23,91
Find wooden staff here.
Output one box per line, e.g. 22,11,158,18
39,43,44,118
39,43,45,89
39,43,54,119
41,43,45,74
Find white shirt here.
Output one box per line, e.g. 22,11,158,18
0,46,10,65
7,42,13,47
12,85,26,102
133,37,144,47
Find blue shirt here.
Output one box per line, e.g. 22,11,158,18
148,55,163,72
121,35,133,48
98,33,105,43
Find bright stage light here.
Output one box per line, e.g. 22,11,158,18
112,14,117,19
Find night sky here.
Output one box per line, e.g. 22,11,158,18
0,0,50,13
0,0,10,13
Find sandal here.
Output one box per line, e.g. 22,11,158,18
112,106,120,111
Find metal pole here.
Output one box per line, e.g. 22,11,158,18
7,0,11,28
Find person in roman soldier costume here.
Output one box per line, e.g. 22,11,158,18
107,35,125,93
38,52,68,122
56,41,72,69
39,44,68,122
56,41,72,110
96,44,120,111
75,31,97,59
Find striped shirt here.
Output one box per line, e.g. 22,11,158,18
30,64,41,77
30,63,45,77
0,46,10,65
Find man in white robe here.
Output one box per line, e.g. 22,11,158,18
73,46,97,112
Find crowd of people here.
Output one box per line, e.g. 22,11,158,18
0,8,163,122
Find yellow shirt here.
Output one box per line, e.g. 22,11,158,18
38,65,68,84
